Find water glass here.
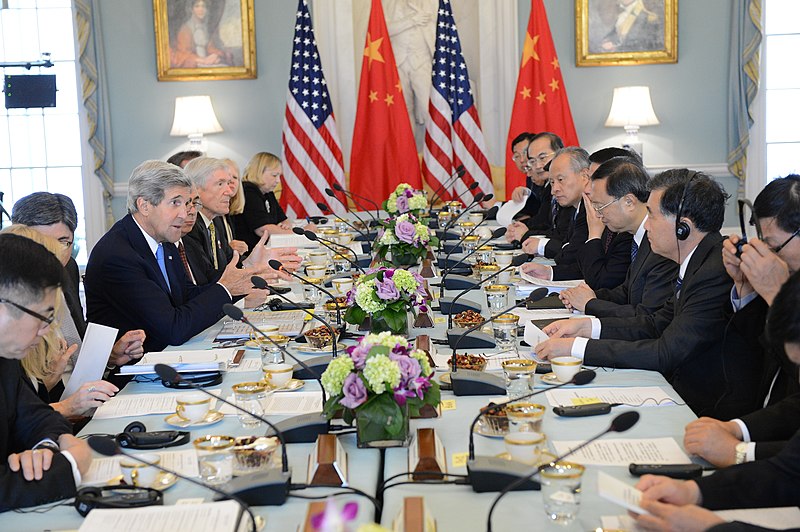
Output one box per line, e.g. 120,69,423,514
260,334,289,364
502,357,536,399
193,435,235,485
506,402,545,432
476,245,494,265
438,210,453,229
541,462,586,524
334,218,349,234
303,279,323,308
485,285,510,312
463,235,480,255
458,221,476,238
493,314,520,352
232,382,267,428
333,254,351,274
447,201,463,216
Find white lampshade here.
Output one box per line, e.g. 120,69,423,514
604,86,660,129
170,95,223,137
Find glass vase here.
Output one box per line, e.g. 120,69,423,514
355,404,411,448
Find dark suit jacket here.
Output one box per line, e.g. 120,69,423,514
84,214,232,353
567,228,633,290
697,427,800,510
584,232,762,419
521,183,556,235
586,233,678,318
538,205,574,257
183,216,235,283
0,359,76,512
548,202,588,279
181,235,220,287
62,257,86,338
738,392,800,460
232,183,288,251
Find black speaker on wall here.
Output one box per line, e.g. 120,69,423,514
4,75,57,109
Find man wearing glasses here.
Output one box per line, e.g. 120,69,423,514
683,175,800,468
0,233,91,510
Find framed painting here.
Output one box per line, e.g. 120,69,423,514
153,0,257,81
576,0,678,67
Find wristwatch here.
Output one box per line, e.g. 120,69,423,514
734,442,748,464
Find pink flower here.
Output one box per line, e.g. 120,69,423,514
396,194,409,213
395,220,416,243
340,373,368,409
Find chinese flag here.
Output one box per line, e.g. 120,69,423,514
505,0,579,192
350,0,422,204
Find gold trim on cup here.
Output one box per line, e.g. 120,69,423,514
539,461,586,479
551,356,582,367
495,314,521,326
463,235,480,242
265,334,289,345
193,435,235,452
506,403,546,419
262,365,293,374
504,432,546,446
485,285,510,293
303,277,324,285
232,382,267,394
318,230,338,236
477,264,501,272
175,396,211,406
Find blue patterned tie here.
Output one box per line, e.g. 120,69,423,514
156,243,171,292
550,197,558,225
631,240,639,263
675,276,683,297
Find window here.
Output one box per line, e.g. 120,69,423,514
764,0,800,180
0,0,87,263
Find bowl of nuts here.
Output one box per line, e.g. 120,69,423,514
446,353,488,372
303,325,339,349
480,403,510,434
453,310,484,329
231,436,279,475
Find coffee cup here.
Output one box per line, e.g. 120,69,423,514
503,431,546,465
175,392,211,423
120,453,161,487
551,356,582,383
307,251,328,266
495,250,514,267
263,363,293,388
468,212,483,224
331,277,354,295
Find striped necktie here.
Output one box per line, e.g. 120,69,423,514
208,221,219,270
675,276,683,297
177,241,196,285
631,240,639,263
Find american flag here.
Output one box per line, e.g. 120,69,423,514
421,0,493,205
280,0,346,219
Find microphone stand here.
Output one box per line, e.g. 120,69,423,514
294,228,366,274
317,202,372,241
87,436,260,531
485,412,641,531
428,165,466,212
267,260,342,333
324,189,372,233
439,225,505,297
437,187,484,255
332,183,380,225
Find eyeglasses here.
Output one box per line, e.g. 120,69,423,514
0,297,55,325
527,152,555,166
592,197,620,214
737,199,798,254
772,227,800,254
186,199,203,209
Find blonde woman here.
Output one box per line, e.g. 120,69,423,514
221,158,249,255
232,152,316,250
0,225,127,419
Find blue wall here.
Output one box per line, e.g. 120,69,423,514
101,0,738,223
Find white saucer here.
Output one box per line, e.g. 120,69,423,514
472,418,507,439
293,342,346,355
264,378,305,392
164,410,224,428
540,372,564,386
110,471,178,490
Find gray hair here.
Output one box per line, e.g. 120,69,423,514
553,146,590,174
12,192,78,233
183,157,230,190
127,160,192,214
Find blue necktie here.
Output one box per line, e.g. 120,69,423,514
675,276,683,297
631,240,639,263
156,243,171,292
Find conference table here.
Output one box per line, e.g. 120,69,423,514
4,235,700,532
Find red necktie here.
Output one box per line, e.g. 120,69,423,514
177,241,196,285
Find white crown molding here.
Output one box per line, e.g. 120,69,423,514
646,163,733,178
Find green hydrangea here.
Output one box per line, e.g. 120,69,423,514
362,354,401,393
411,349,432,376
392,269,418,293
321,356,354,395
364,331,408,350
386,192,399,213
414,222,430,242
379,230,398,245
355,280,387,313
408,194,427,211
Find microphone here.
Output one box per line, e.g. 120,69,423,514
439,204,500,265
316,202,371,241
428,164,466,209
294,227,366,274
222,303,331,444
267,259,342,331
437,184,484,244
324,188,373,231
448,288,548,397
441,253,530,322
87,436,259,529
486,411,640,531
331,182,380,225
439,221,505,296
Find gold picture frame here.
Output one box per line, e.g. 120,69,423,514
576,0,678,67
153,0,256,81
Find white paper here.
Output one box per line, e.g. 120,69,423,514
218,390,322,416
119,349,234,375
267,233,316,248
524,322,548,347
520,270,583,289
496,196,528,227
603,507,800,532
227,358,263,373
511,307,579,322
78,500,248,532
92,390,222,419
61,323,118,400
545,387,677,408
82,450,200,486
597,471,648,515
551,438,689,466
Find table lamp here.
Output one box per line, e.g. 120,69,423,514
170,95,223,153
604,86,659,157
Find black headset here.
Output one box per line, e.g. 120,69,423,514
75,485,163,516
675,171,699,241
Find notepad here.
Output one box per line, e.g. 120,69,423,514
551,437,689,466
78,500,250,532
92,390,222,419
117,350,234,375
597,471,648,515
545,386,676,408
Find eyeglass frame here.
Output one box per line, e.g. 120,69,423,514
592,197,621,214
0,297,55,325
738,198,799,253
526,152,555,166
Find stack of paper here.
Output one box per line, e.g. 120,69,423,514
92,390,222,419
78,500,251,532
118,350,234,375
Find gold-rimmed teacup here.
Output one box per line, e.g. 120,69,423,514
551,356,582,383
120,453,161,487
503,431,546,464
175,392,211,423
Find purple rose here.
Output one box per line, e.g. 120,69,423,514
384,268,395,278
396,194,410,213
404,189,414,198
340,373,368,409
395,220,416,243
390,352,421,384
375,277,400,300
348,343,370,369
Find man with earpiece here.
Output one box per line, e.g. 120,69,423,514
535,169,762,419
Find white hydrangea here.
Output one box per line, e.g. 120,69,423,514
364,331,409,349
379,230,398,246
355,279,386,313
408,194,427,211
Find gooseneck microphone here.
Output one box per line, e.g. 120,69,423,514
443,253,530,325
293,227,366,274
268,259,342,331
439,204,500,265
440,184,484,233
486,411,641,532
88,436,259,530
439,225,506,297
324,188,373,230
222,303,331,444
429,164,466,209
316,202,369,240
331,183,380,225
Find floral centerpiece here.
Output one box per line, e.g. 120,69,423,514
344,267,427,334
321,332,440,447
383,183,428,216
374,212,438,266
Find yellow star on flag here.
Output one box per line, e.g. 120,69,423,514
363,33,385,68
368,90,379,103
549,78,560,92
551,57,559,70
536,91,546,105
385,93,394,106
520,86,532,99
521,33,540,67
396,81,403,93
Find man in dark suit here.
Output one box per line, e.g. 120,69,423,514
536,170,761,419
633,271,800,531
0,234,91,511
560,157,677,316
85,160,263,353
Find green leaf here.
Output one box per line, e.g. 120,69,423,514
344,305,366,325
